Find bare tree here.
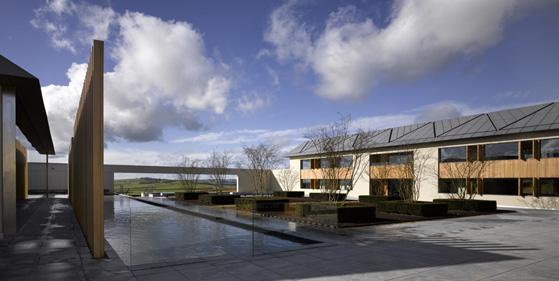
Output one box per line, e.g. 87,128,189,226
176,156,202,192
370,154,391,195
303,114,375,204
239,143,282,197
276,167,299,191
438,159,492,200
207,149,234,194
393,148,431,203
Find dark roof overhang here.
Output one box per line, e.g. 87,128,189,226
0,54,55,155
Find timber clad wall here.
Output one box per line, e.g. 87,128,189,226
68,40,104,258
15,140,27,201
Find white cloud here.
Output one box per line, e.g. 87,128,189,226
264,0,538,102
263,0,312,62
235,92,274,115
32,0,116,53
34,2,233,151
172,128,300,148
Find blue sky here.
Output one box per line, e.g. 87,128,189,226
2,0,558,167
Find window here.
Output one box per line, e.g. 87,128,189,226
370,179,386,195
371,152,413,166
438,179,476,195
301,179,311,189
340,156,353,168
439,146,467,163
387,179,411,196
521,178,533,196
319,158,328,168
467,145,478,162
540,178,559,196
521,141,533,159
340,179,351,190
301,159,311,169
485,142,518,161
483,178,518,195
541,138,559,158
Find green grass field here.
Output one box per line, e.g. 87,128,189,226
114,178,235,196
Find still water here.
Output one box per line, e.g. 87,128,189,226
104,195,303,266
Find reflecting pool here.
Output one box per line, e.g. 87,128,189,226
104,195,304,267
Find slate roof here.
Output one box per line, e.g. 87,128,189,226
286,102,559,157
0,54,55,154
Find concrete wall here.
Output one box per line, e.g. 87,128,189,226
68,40,104,258
28,163,68,192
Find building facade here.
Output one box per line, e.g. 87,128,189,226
285,103,559,208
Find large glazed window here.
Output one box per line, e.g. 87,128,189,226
540,178,559,196
301,159,310,169
340,156,353,168
301,179,311,189
371,152,413,166
439,146,467,163
483,178,518,195
541,138,559,158
485,142,518,161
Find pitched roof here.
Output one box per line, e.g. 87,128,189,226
286,102,559,157
0,54,55,154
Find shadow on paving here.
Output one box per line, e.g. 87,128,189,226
0,198,133,281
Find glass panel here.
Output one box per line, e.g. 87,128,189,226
370,154,388,166
485,142,519,161
370,179,386,195
301,179,311,189
468,145,478,162
319,158,328,168
540,178,559,196
301,160,311,169
483,178,518,195
521,141,533,159
340,156,353,168
340,179,351,190
541,139,559,158
521,178,533,196
388,153,412,165
439,146,467,163
387,179,411,196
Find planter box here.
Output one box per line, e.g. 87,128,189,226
295,203,375,223
309,193,347,201
235,198,289,212
198,194,240,205
175,191,208,200
377,201,448,217
272,191,305,197
433,199,497,212
359,195,401,203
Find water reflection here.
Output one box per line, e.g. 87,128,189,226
104,196,302,266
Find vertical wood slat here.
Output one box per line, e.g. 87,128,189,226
68,40,104,258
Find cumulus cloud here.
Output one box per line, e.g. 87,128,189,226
34,2,233,152
172,128,300,147
264,0,535,102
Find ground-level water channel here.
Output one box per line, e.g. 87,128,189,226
104,195,309,267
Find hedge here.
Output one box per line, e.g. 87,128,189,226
308,193,347,201
198,194,240,205
175,191,208,200
295,203,375,223
272,191,305,197
358,195,401,203
235,198,289,212
377,201,448,217
433,199,497,212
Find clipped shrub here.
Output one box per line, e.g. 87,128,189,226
433,199,497,212
272,191,305,197
175,191,208,200
309,193,347,201
295,203,375,223
235,198,289,212
359,195,401,203
377,201,448,217
198,194,240,205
